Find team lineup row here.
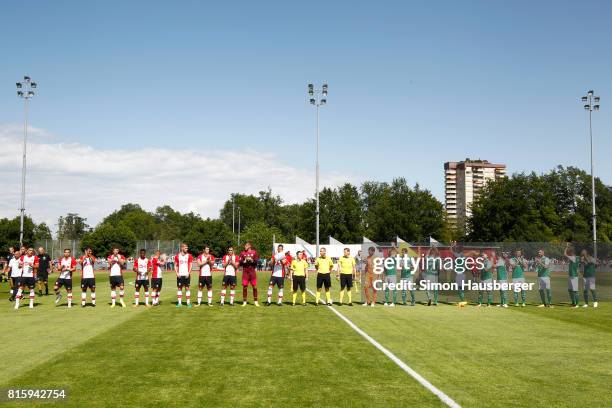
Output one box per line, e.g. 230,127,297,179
4,242,600,310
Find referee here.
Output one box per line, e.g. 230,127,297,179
37,247,52,296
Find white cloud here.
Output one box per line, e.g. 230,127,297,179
0,124,352,231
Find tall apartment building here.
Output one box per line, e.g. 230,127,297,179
444,159,506,229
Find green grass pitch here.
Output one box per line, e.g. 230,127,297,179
0,271,610,408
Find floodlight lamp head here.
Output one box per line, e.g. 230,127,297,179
593,105,600,111
584,105,590,110
16,82,22,89
588,90,594,96
310,98,316,105
594,96,600,103
320,98,327,105
30,82,37,89
581,96,588,102
24,76,30,82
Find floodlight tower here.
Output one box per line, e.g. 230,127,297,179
16,76,37,247
308,83,328,256
581,90,600,260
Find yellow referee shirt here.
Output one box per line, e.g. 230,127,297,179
291,259,308,276
338,256,356,274
315,257,334,274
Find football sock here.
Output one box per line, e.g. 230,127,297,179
277,289,283,303
229,289,235,304
197,290,203,304
539,289,546,304
339,290,345,304
185,290,190,304
301,292,306,304
316,291,321,303
325,291,331,303
135,292,140,305
207,290,212,304
220,289,226,304
82,292,87,306
145,291,149,305
29,289,35,307
267,287,273,303
67,293,73,307
111,290,117,305
292,292,297,304
348,291,352,303
177,290,182,305
91,293,96,305
545,289,552,305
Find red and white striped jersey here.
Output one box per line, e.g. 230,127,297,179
223,255,237,276
20,255,38,277
151,257,164,279
134,257,151,280
80,256,95,279
198,254,215,277
59,257,76,279
175,253,193,277
108,254,125,277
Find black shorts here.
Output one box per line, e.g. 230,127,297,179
292,276,306,292
10,277,20,288
269,276,284,288
55,278,73,291
135,279,149,290
21,277,35,288
222,275,237,286
151,278,163,290
81,278,96,290
198,275,213,288
316,273,331,289
37,274,48,282
340,274,353,289
176,276,191,288
109,275,124,288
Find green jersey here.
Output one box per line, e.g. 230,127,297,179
583,259,596,278
424,256,441,276
384,257,397,276
495,258,508,280
567,255,579,278
400,259,414,278
510,257,525,279
536,256,551,278
481,259,493,280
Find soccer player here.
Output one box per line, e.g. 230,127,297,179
290,251,309,306
15,247,38,309
478,251,494,307
239,241,259,307
580,249,598,308
2,246,16,283
133,248,151,307
509,249,527,307
6,249,22,302
563,244,580,307
220,247,239,306
535,249,552,308
450,242,468,306
383,248,398,307
36,247,51,296
267,244,286,306
424,247,441,306
107,247,127,308
354,250,364,294
495,250,509,307
362,246,378,307
54,249,76,308
196,246,215,307
150,251,164,306
399,248,416,306
314,247,334,306
174,243,193,308
79,247,97,307
337,248,356,306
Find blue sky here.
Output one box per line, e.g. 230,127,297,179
0,0,610,227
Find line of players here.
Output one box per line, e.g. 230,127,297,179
4,241,600,309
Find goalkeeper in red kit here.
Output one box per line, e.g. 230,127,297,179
239,241,260,307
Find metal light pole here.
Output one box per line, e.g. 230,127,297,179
308,83,328,256
581,90,600,260
16,76,37,247
237,206,241,246
232,195,235,236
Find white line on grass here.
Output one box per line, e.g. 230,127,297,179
306,288,461,408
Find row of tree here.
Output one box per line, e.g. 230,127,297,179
1,166,609,258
